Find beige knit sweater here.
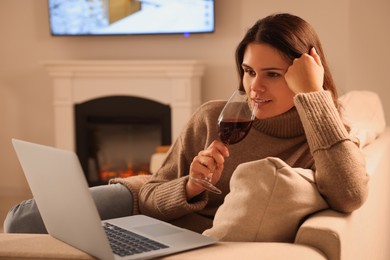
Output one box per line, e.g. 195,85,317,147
134,91,369,233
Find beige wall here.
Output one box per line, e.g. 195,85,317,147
0,0,389,199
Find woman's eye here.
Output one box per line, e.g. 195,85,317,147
267,72,280,78
244,68,256,76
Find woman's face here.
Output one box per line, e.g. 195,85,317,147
242,43,295,119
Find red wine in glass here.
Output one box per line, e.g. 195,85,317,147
218,118,254,145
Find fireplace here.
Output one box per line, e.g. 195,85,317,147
43,60,204,186
75,95,171,186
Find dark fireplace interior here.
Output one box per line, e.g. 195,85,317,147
75,96,171,186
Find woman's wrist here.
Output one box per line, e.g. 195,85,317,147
186,178,205,200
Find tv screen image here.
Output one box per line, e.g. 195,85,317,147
48,0,215,36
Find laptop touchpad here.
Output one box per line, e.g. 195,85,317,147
135,223,184,237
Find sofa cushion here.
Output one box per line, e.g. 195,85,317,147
202,157,329,242
339,90,386,147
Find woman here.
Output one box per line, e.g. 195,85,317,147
4,13,368,235
135,13,369,233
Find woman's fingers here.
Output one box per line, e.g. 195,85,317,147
190,141,229,182
205,140,229,162
194,154,216,173
310,47,322,67
285,48,324,93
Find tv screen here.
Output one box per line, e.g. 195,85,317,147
48,0,215,36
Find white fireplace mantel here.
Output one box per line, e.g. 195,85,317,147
43,60,204,151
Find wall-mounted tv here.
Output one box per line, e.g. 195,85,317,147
48,0,215,36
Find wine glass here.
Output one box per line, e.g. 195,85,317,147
190,90,258,194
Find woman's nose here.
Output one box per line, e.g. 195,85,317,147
251,77,266,93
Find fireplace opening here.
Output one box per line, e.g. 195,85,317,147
75,96,171,186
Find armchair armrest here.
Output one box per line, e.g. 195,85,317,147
295,209,345,260
295,129,390,260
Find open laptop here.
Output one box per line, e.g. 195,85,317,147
12,138,216,260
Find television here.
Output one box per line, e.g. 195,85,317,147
48,0,215,36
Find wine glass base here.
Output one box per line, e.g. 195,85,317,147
189,176,222,194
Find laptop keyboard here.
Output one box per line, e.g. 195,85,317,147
103,222,169,257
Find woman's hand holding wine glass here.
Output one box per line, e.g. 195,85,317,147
187,90,258,196
186,141,229,198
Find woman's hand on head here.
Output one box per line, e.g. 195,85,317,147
285,47,324,94
186,140,229,199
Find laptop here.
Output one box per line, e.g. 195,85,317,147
12,138,216,260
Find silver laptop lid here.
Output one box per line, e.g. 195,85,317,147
12,139,114,260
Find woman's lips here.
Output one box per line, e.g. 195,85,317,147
253,98,272,107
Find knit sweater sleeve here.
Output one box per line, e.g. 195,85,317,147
294,91,369,213
138,101,223,221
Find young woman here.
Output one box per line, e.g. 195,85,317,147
4,13,368,236
135,13,369,233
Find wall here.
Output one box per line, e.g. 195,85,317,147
348,0,390,101
0,0,389,200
